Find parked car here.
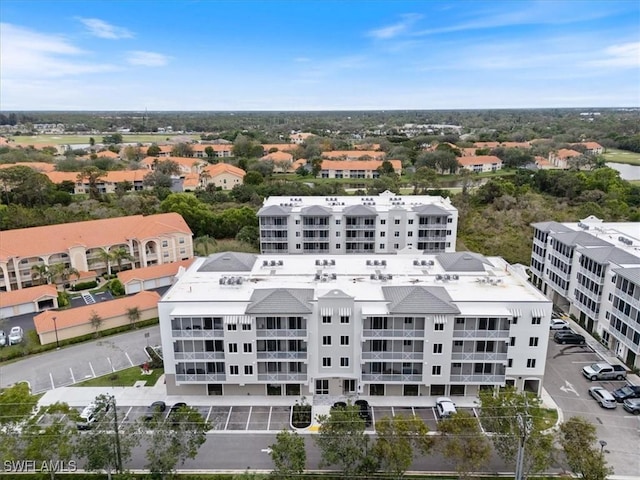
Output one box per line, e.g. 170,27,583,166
588,386,617,409
76,402,109,430
331,401,347,412
553,331,585,345
550,318,570,330
8,326,24,345
354,400,372,427
611,385,640,402
168,402,187,425
143,401,167,421
435,397,457,418
582,363,627,381
622,398,640,415
0,330,6,346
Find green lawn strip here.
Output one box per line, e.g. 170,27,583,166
75,365,164,387
602,148,640,166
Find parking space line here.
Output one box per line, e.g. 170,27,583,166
411,406,415,416
267,406,273,431
205,406,213,424
69,368,76,384
391,406,395,416
107,357,114,372
122,406,132,427
245,406,253,430
89,362,96,378
432,408,438,421
224,407,232,430
473,407,485,433
125,352,134,367
49,373,55,389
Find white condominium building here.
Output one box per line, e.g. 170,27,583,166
530,215,640,368
257,190,458,255
159,250,551,399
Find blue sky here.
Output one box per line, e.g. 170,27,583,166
1,0,639,110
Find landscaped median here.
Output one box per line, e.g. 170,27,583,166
75,364,164,388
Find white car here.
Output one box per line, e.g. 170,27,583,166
588,386,617,409
435,397,457,418
8,326,24,345
0,330,6,346
550,318,570,330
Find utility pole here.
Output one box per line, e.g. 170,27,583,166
111,395,123,473
514,413,532,480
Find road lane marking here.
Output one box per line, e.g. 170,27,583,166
89,362,96,377
125,352,134,367
49,372,55,390
246,406,253,430
69,368,75,384
267,406,273,431
559,380,579,396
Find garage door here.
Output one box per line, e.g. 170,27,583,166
17,303,35,315
143,279,158,290
127,281,142,294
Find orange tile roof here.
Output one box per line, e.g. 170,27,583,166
45,171,82,183
474,142,500,148
535,156,553,167
95,150,119,158
262,143,297,153
0,284,58,308
33,291,160,333
117,258,195,284
321,159,402,171
182,173,200,189
203,163,246,178
322,150,386,159
0,162,57,173
575,142,603,150
261,151,293,162
140,156,206,170
461,148,478,156
501,142,531,148
457,155,502,166
555,149,582,159
192,144,233,152
0,213,192,262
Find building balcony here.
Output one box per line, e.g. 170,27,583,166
256,329,307,338
257,351,307,360
175,373,226,383
578,268,605,285
259,224,288,230
174,352,225,360
607,325,640,355
362,329,424,339
452,330,510,339
450,352,508,361
614,290,640,310
361,351,424,360
449,374,506,384
361,373,422,382
345,225,376,231
301,224,330,230
171,329,224,338
257,373,307,382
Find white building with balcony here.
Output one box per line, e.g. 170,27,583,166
257,191,458,255
530,215,640,368
158,250,551,399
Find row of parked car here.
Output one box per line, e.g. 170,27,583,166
77,400,187,430
0,326,24,346
588,385,640,414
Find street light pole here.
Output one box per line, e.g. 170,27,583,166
599,440,607,454
52,316,59,349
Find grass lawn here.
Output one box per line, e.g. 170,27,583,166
602,148,640,166
76,365,164,387
10,133,199,146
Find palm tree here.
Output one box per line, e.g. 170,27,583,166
97,249,114,276
126,307,141,329
110,247,134,273
31,264,50,285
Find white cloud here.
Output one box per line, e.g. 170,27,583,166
367,13,422,39
78,17,133,39
0,23,118,78
126,51,171,67
585,42,640,68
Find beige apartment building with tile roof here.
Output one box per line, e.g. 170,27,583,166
0,213,193,292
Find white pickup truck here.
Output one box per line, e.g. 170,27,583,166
582,363,627,381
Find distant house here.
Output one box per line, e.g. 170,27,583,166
0,284,58,319
261,143,298,154
322,150,386,161
200,163,245,190
260,151,294,173
534,156,555,170
573,142,604,155
457,155,502,173
319,159,402,179
95,150,120,159
0,162,57,173
140,156,206,175
192,144,234,158
549,149,582,169
45,170,149,194
290,132,314,144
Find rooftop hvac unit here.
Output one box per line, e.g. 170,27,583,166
330,259,336,266
421,260,427,266
219,277,226,285
381,260,387,266
315,274,321,281
236,277,244,285
366,260,372,266
263,260,268,267
370,274,377,280
315,259,321,266
428,260,435,266
331,273,337,280
435,274,443,281
387,274,393,280
278,260,283,266
323,259,329,266
270,260,277,266
452,274,459,280
444,274,451,280
374,260,380,266
413,260,420,266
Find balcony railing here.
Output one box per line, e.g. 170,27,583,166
450,352,508,361
175,373,226,383
256,351,307,359
345,225,376,230
614,290,640,310
361,373,422,382
171,329,224,338
452,330,510,339
302,224,330,230
174,352,225,360
257,373,307,381
361,351,424,360
256,329,307,338
260,224,288,230
362,329,424,338
449,374,506,383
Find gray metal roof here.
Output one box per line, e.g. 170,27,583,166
531,221,572,233
197,252,257,272
257,204,290,217
382,286,460,314
342,205,377,216
246,288,314,314
552,231,612,248
412,204,451,216
319,289,354,300
300,205,332,216
436,252,492,272
578,247,640,266
612,267,640,285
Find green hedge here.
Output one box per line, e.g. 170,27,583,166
72,280,98,291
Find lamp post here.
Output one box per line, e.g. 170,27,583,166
599,440,607,454
52,316,59,349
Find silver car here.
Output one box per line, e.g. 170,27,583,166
8,326,23,345
589,386,617,409
0,330,6,346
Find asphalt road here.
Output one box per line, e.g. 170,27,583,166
0,325,160,393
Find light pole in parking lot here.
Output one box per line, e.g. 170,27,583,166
52,316,59,349
599,440,607,454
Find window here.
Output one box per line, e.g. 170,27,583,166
394,231,400,237
322,336,332,345
450,384,465,396
227,324,237,331
404,340,413,346
295,244,300,249
336,244,341,249
242,324,251,331
295,232,300,237
432,365,442,376
529,337,539,347
507,359,513,367
511,316,518,325
244,365,253,375
404,317,413,324
340,357,349,367
322,315,332,324
394,219,400,225
295,219,300,225
340,315,350,324
532,317,541,325
315,379,329,394
434,323,444,331
403,384,419,396
408,219,414,225
433,343,443,354
381,219,386,225
527,358,536,368
336,232,340,237
336,219,341,225
408,232,413,237
228,343,238,353
322,357,331,367
162,240,168,247
243,343,252,353
230,365,239,375
380,232,386,237
179,237,185,244
510,337,516,346
340,335,349,345
394,243,399,249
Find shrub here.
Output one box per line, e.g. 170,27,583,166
108,279,125,296
57,290,70,307
145,345,164,369
72,280,98,291
291,397,312,428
